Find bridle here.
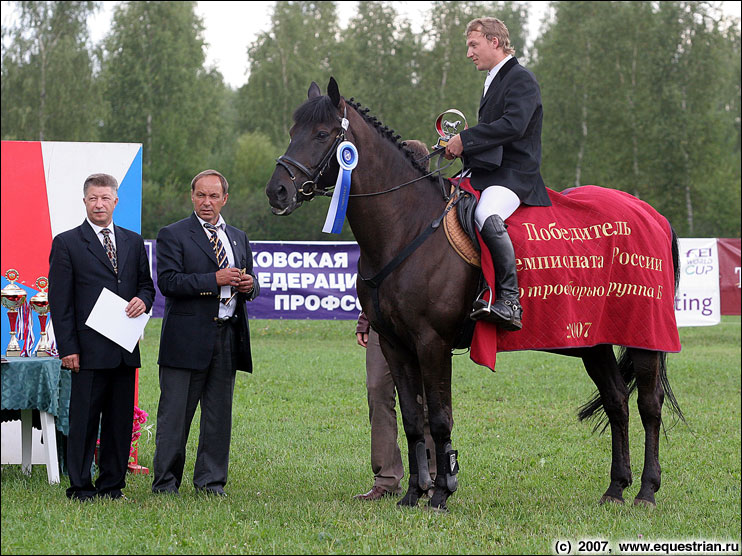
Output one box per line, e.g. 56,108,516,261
274,108,348,201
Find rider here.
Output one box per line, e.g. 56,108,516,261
444,17,551,331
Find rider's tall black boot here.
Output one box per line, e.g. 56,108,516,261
470,214,523,331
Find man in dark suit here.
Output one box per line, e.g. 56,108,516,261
152,169,259,497
49,173,155,501
445,17,551,331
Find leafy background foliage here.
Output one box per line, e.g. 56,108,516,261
2,1,739,240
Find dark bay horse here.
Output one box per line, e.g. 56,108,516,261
265,78,683,511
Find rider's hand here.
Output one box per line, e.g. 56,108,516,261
444,133,464,160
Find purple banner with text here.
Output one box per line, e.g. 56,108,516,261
145,240,361,320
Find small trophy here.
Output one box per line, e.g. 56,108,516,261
29,277,50,357
434,109,468,149
1,269,27,357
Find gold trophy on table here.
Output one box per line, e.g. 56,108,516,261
1,269,27,357
29,277,51,357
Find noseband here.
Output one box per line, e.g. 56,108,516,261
275,109,349,201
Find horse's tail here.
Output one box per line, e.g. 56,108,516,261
577,347,685,433
578,223,685,432
671,223,680,292
663,223,685,426
577,349,636,433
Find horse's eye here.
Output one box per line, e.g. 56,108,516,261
316,131,330,140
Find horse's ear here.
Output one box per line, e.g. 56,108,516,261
327,76,341,108
308,82,321,99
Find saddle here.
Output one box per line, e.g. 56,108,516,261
442,182,481,350
444,183,481,268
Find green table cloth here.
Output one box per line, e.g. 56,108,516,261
1,356,70,436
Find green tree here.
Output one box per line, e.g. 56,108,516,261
1,1,102,141
140,179,192,239
643,1,740,236
532,1,603,190
533,1,740,236
220,131,283,238
335,2,422,140
237,1,340,147
100,1,227,189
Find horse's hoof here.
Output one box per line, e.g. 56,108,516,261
633,497,656,508
397,492,420,508
425,501,448,513
429,487,452,511
599,495,625,505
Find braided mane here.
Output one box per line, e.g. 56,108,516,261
292,93,429,175
346,98,430,174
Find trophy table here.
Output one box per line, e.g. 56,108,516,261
1,269,27,357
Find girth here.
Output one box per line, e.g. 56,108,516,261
358,194,463,337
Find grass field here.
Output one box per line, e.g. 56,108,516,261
1,316,740,555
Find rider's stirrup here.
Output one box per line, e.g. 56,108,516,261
472,286,493,311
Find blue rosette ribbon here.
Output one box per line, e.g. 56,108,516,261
322,141,358,234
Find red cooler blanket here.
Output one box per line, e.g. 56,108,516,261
460,182,682,371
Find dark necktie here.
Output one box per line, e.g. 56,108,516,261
100,228,117,274
204,222,231,304
203,223,228,269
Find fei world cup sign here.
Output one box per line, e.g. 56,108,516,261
676,238,720,327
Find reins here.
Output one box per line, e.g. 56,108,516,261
275,102,458,202
349,150,455,198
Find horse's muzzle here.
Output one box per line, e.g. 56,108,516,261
266,179,300,216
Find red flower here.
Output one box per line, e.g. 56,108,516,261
130,406,149,460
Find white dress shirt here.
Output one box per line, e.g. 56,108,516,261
483,54,513,97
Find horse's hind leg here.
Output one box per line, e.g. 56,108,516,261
630,348,664,507
581,345,632,504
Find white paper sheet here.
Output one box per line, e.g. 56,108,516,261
84,288,150,353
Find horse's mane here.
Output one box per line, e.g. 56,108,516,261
292,95,429,174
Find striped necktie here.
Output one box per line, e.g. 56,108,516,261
203,222,228,269
204,222,231,304
100,228,117,274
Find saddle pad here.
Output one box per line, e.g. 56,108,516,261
458,181,682,371
444,188,481,268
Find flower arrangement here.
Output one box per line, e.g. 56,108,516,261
130,405,149,461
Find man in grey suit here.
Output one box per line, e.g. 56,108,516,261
152,169,259,496
445,17,551,332
49,173,155,501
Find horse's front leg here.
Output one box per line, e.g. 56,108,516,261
418,341,458,512
381,339,430,508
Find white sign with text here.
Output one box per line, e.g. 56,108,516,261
675,238,720,326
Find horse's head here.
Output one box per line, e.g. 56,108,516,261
266,77,349,215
